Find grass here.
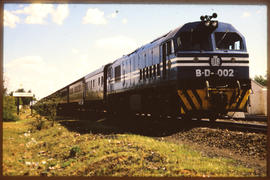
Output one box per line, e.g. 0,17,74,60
3,108,258,177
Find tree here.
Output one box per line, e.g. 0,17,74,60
254,75,267,87
3,82,19,121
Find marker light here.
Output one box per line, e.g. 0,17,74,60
200,16,205,21
194,57,199,62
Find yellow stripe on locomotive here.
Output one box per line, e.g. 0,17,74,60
177,87,250,114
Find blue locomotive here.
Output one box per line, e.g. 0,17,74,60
39,13,251,121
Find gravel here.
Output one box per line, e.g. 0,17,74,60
157,127,267,175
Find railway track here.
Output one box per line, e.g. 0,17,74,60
132,114,268,134
223,115,267,122
193,119,267,134
59,112,268,135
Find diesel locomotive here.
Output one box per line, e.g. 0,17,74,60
38,13,251,121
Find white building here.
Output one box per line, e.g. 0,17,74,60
247,80,267,115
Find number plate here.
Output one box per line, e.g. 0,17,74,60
195,69,234,77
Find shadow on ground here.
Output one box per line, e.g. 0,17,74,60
57,113,197,137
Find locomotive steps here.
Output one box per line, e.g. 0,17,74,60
3,108,266,177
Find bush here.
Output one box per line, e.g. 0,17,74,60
3,96,19,121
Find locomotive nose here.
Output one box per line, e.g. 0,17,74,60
209,92,228,113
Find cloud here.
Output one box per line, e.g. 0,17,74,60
122,18,128,24
72,48,79,54
241,12,251,18
12,4,69,25
4,10,20,28
256,8,263,14
14,4,54,24
82,8,107,25
108,11,118,19
51,4,69,25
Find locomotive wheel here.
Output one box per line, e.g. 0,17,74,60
209,114,217,122
182,114,192,122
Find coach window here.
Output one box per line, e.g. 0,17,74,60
98,77,100,86
153,65,156,77
115,65,121,82
157,64,160,76
146,67,149,78
101,76,104,86
93,80,95,88
108,67,112,79
140,69,142,80
143,68,145,80
150,66,152,78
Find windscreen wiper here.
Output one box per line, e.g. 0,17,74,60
217,30,229,47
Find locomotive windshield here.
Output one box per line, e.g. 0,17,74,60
176,31,212,51
215,32,243,50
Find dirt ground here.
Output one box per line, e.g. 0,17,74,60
156,127,267,176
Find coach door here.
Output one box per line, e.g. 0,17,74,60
162,43,167,79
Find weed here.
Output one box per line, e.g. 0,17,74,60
69,146,81,158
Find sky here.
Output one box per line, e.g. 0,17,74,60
3,3,267,100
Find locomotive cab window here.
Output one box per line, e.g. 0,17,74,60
176,31,212,51
215,32,244,51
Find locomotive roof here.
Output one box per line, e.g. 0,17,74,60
122,21,242,59
162,21,243,42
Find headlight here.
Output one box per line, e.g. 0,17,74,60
211,21,217,27
205,21,210,26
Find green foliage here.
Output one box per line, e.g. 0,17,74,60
33,98,60,127
254,75,267,86
15,97,23,106
3,96,19,122
69,146,81,158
